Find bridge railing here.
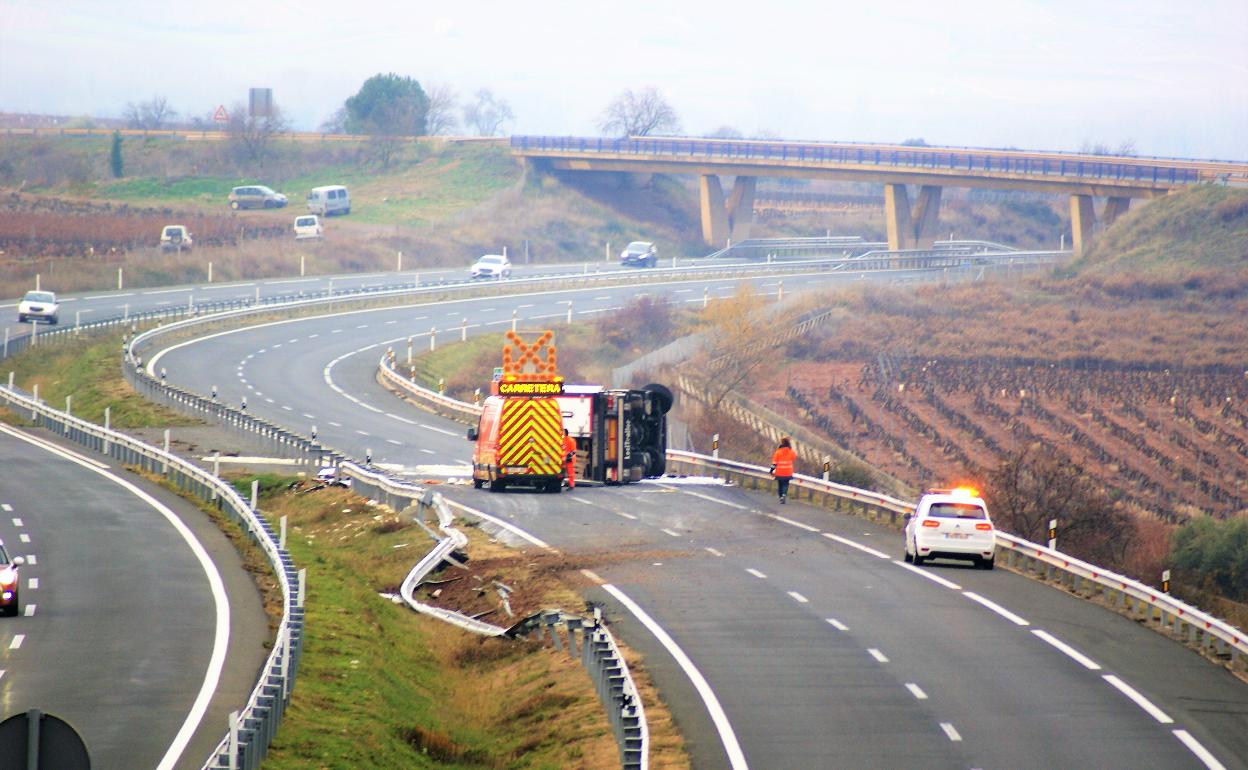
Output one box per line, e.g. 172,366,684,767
512,135,1212,185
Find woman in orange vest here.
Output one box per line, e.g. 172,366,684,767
770,437,797,504
563,429,578,490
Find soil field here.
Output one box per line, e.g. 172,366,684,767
761,358,1248,522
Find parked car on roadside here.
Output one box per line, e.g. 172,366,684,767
160,225,193,252
228,185,288,210
904,487,997,569
469,254,512,279
620,241,658,267
293,214,323,240
17,290,58,324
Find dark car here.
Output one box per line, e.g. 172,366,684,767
0,542,25,616
620,241,658,267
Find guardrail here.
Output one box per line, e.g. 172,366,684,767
329,460,650,769
664,451,1248,674
375,370,1247,675
0,380,305,770
511,136,1229,186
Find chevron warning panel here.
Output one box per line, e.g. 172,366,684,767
498,397,564,475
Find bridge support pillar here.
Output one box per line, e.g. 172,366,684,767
699,175,729,246
884,184,912,251
1070,194,1096,255
912,185,943,249
700,175,757,247
1102,196,1131,227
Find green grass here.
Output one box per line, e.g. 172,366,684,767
100,175,260,203
1,332,196,428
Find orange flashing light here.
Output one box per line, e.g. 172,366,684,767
501,330,560,382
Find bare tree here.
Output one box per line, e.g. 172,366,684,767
424,82,460,135
462,89,514,136
599,87,680,137
319,107,347,133
227,101,289,167
124,95,178,130
693,285,800,409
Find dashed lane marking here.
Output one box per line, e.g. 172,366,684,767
0,504,10,512
940,723,962,742
19,534,29,544
826,618,849,631
867,648,889,663
25,555,35,565
746,568,767,579
787,591,809,604
23,605,35,617
705,547,724,557
9,635,23,649
678,489,750,510
764,513,819,532
823,532,890,559
1103,675,1173,724
27,578,37,589
963,591,1030,626
11,518,21,527
661,528,681,538
1031,629,1101,670
906,683,928,700
1172,729,1227,770
893,561,963,590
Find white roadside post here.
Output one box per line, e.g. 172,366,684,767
103,406,111,455
163,429,170,473
397,251,403,272
511,309,518,332
297,568,307,607
565,301,573,324
32,383,38,402
605,241,611,263
778,280,784,301
123,303,129,321
35,273,40,291
703,287,709,308
461,317,468,342
251,479,260,510
3,328,7,356
117,267,123,290
280,515,288,549
406,336,413,365
65,395,71,415
30,320,37,347
429,326,436,352
823,457,831,482
300,255,306,277
208,261,213,283
227,711,240,770
1162,569,1171,594
712,433,720,460
1048,518,1058,550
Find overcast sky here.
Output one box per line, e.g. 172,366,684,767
2,0,1245,159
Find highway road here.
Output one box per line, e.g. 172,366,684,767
141,271,1248,768
0,425,269,770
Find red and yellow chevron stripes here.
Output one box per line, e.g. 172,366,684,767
498,397,564,475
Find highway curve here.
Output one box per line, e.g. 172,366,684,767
0,426,269,770
149,274,1248,769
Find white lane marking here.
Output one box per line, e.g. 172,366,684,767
1031,629,1101,670
419,449,436,455
580,569,604,584
517,303,535,309
355,430,370,436
355,324,368,329
18,534,29,544
85,292,135,299
329,421,342,427
11,518,21,527
27,578,37,589
602,584,749,770
823,532,890,559
867,648,889,663
9,635,23,649
281,405,293,411
23,604,35,617
264,398,275,403
893,560,963,590
359,403,383,414
705,547,724,557
1103,675,1173,724
385,413,419,425
386,439,402,446
331,329,343,334
963,591,1030,626
678,489,750,510
478,308,494,313
905,683,928,700
25,555,35,565
764,513,819,532
0,422,231,770
787,591,809,604
443,499,554,552
614,511,638,520
265,277,318,285
593,295,612,301
940,723,962,742
1172,729,1227,770
307,334,319,339
661,528,681,538
746,568,767,579
419,423,459,437
302,413,315,419
826,618,849,631
1,504,10,512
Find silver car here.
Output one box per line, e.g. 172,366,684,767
17,290,59,324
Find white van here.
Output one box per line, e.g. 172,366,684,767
293,214,323,240
306,185,350,216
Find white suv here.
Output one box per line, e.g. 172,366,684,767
17,291,59,324
904,488,996,569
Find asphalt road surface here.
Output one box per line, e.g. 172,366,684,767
144,273,1248,769
0,425,269,770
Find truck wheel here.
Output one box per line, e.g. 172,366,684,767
489,479,506,493
472,477,484,489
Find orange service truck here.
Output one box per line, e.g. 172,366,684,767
466,330,672,492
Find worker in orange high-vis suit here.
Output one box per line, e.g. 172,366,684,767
563,429,578,490
770,436,797,504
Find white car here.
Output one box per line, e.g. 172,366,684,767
293,214,323,240
469,254,512,280
17,290,59,324
904,487,996,569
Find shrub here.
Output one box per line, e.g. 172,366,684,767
1170,515,1248,601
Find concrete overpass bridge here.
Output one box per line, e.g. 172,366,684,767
511,135,1248,254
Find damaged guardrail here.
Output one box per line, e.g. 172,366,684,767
338,460,649,769
0,381,305,770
